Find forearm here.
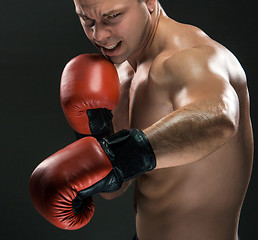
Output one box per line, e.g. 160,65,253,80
144,99,239,169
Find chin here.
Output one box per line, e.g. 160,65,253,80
106,55,127,65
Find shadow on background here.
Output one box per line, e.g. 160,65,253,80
1,0,257,239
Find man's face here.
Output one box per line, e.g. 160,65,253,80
73,0,151,64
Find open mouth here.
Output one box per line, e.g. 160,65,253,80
103,42,120,50
98,41,122,55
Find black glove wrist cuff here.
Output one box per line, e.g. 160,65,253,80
74,108,114,141
99,129,156,181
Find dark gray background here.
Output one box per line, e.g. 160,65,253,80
1,0,257,239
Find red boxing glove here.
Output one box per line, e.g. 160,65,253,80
29,129,156,230
60,54,120,140
29,137,113,230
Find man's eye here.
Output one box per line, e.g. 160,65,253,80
87,22,95,27
107,13,121,19
81,17,95,27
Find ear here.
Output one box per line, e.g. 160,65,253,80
145,0,156,13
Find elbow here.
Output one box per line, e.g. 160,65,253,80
219,112,239,142
223,121,238,141
214,92,240,143
221,86,240,140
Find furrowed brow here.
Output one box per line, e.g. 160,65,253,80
103,8,124,17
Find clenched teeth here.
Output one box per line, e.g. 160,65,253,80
103,42,119,50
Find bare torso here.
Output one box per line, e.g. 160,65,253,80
112,14,253,240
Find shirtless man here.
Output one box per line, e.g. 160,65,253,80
29,0,253,239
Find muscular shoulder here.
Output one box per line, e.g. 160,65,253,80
152,17,245,87
165,45,228,85
149,44,246,112
151,44,245,93
148,45,218,94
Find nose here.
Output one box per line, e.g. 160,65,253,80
92,23,111,44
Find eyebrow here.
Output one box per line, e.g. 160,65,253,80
76,8,124,19
103,9,122,17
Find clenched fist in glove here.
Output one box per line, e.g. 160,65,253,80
29,129,156,230
60,54,120,140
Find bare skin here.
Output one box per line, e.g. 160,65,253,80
73,0,253,239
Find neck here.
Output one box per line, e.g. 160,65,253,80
128,3,161,71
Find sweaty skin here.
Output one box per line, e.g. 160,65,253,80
73,0,253,239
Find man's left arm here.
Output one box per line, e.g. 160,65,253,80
144,45,243,169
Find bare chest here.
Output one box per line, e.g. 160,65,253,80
112,62,172,132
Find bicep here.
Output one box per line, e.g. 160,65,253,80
165,47,239,124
